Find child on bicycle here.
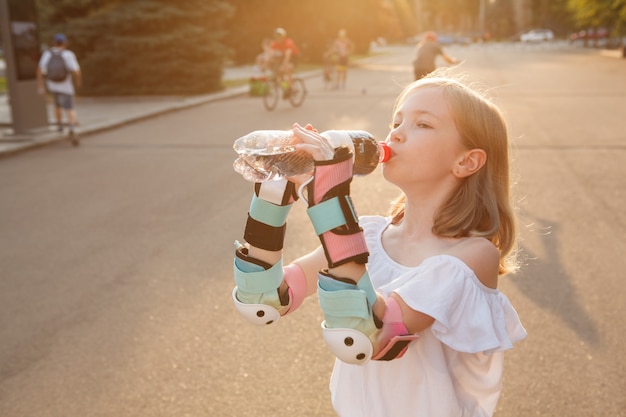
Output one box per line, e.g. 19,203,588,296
269,27,300,96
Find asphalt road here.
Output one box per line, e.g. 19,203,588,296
1,42,625,417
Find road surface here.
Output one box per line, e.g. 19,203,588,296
1,42,625,416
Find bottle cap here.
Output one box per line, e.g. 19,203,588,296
378,142,391,163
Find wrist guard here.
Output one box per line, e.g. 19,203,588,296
306,147,368,267
244,179,298,251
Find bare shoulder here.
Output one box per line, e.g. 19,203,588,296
449,237,499,289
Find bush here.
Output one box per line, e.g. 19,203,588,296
37,0,233,96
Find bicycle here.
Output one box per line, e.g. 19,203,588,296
261,66,307,111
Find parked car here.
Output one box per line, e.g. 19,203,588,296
520,29,554,42
570,28,610,46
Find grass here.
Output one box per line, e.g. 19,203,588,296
221,62,322,89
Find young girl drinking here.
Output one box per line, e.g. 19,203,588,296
232,71,526,417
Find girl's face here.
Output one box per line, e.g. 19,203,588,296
382,86,466,189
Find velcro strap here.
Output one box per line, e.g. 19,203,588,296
244,216,286,251
234,257,284,294
317,270,377,320
318,285,370,320
356,271,378,307
307,197,345,234
373,335,419,361
249,194,292,227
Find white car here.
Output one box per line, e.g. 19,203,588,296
520,29,554,42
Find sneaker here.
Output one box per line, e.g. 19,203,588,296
68,130,79,147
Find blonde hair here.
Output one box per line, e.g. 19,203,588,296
389,71,518,275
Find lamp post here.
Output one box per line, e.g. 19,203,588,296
0,0,48,136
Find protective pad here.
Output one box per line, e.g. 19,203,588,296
318,271,419,364
283,263,307,314
233,252,283,325
317,271,379,364
234,255,283,300
371,297,419,361
232,287,281,326
306,151,368,267
243,180,296,251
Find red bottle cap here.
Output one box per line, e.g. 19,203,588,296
378,142,391,163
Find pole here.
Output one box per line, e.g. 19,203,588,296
0,0,48,135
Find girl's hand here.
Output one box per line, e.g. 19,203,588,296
291,123,335,161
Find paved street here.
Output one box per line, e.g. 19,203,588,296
1,42,625,416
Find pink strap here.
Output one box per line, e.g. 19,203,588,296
321,232,368,266
371,296,419,360
283,263,307,315
312,157,352,204
380,297,409,337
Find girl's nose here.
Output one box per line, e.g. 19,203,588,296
388,126,402,143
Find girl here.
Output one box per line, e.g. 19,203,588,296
232,71,526,417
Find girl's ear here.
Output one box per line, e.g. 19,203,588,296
454,149,486,178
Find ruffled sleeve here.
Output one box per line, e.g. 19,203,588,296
389,255,527,354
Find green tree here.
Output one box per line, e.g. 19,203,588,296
419,0,481,31
36,0,233,95
568,0,626,33
223,0,383,65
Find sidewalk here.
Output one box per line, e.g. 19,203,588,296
0,64,309,158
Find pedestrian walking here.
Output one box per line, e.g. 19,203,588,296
412,31,458,80
331,29,354,89
36,33,82,146
231,69,526,416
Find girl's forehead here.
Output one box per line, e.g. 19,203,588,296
396,87,449,116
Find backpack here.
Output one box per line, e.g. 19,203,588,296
46,50,68,82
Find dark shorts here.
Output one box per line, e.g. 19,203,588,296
52,92,74,110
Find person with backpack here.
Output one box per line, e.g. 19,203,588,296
36,33,82,146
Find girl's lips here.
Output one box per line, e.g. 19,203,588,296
378,142,392,162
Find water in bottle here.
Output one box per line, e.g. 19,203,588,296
233,129,390,182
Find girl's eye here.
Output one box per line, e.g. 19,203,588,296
417,122,431,129
390,121,400,129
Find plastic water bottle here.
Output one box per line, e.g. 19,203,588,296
233,129,391,182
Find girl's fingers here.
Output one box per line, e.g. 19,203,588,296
292,123,335,160
295,143,328,160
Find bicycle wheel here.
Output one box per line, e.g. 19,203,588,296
288,78,307,108
262,80,280,111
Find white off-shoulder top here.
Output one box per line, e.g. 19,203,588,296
329,216,527,417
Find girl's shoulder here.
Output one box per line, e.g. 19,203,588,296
447,237,499,289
